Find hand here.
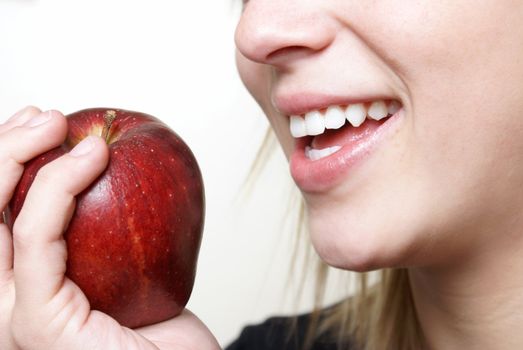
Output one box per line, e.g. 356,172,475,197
0,107,220,350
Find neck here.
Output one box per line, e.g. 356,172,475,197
409,237,523,350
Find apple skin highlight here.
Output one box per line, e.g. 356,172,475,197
6,108,205,329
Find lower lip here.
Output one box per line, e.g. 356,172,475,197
289,108,404,193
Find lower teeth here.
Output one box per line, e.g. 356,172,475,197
305,145,342,161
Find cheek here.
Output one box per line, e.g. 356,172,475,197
372,1,523,247
236,51,295,158
405,2,523,226
235,50,270,107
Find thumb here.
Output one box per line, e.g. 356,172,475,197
12,136,109,309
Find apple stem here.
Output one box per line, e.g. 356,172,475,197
102,110,117,144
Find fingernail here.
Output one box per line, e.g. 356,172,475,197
69,136,96,157
24,110,52,128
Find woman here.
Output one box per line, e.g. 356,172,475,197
2,1,523,349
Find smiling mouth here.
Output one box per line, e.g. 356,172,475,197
288,99,402,161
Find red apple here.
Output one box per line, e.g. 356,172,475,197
6,108,205,328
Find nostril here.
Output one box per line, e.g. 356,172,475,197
266,46,317,63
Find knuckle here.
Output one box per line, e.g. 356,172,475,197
33,160,78,199
34,163,56,182
12,219,35,252
33,162,65,188
23,106,42,118
0,126,34,165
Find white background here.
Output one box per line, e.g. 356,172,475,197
0,0,346,346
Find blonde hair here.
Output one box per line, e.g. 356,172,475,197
243,126,423,350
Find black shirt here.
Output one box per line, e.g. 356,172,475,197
225,311,356,350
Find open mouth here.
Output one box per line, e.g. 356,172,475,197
289,99,401,161
287,99,403,192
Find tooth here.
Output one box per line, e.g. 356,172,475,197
290,115,307,138
309,148,322,161
345,103,366,127
325,106,346,129
304,110,325,135
329,145,342,154
388,100,401,115
305,145,342,161
368,100,388,120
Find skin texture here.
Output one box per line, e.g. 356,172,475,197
236,1,523,349
0,107,219,350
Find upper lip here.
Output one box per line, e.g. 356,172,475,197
272,92,395,117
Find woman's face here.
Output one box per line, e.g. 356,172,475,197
235,1,523,271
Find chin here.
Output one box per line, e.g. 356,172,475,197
306,200,418,273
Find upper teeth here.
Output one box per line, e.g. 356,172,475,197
289,99,400,138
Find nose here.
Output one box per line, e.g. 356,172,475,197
235,1,337,67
